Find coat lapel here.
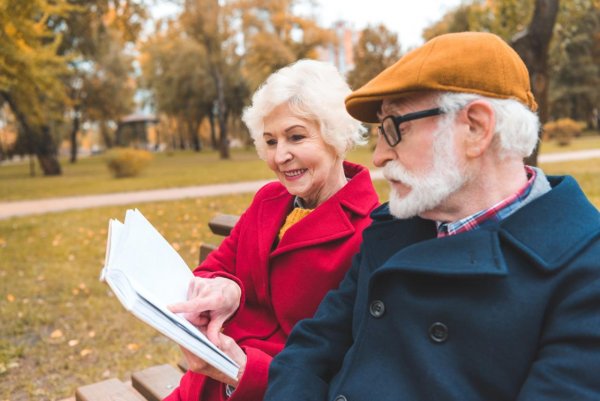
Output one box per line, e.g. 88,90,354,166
254,191,293,302
271,200,355,257
376,227,509,278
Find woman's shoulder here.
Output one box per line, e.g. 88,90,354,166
252,180,291,202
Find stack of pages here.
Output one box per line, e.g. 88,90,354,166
100,209,239,380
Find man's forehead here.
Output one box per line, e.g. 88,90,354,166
380,93,438,116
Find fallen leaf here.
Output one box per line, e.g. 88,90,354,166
6,294,15,302
171,242,180,251
127,343,140,351
50,329,63,339
68,339,79,347
88,331,96,338
80,349,93,357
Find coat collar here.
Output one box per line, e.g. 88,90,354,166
371,175,599,277
265,161,378,258
498,175,600,271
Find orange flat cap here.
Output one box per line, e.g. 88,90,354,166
345,31,537,123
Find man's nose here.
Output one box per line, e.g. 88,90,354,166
372,134,395,168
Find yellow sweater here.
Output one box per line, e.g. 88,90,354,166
278,207,314,239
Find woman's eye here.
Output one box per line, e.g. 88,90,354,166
265,139,277,146
290,134,305,142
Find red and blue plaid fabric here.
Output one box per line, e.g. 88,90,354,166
437,166,536,238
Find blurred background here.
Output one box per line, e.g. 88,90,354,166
1,1,599,400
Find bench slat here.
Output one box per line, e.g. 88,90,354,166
208,214,239,236
199,243,218,264
131,364,183,401
75,378,146,401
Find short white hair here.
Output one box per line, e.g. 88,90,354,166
436,92,540,159
242,59,367,159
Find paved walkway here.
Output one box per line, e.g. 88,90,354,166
1,149,599,220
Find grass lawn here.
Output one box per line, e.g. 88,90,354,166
1,134,599,202
0,147,598,400
0,149,273,202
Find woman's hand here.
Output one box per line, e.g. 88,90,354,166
179,332,247,387
168,276,241,347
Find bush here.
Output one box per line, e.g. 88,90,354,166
543,118,586,146
106,148,153,178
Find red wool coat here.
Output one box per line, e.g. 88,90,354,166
164,161,379,401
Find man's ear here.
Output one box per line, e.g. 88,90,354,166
460,100,496,159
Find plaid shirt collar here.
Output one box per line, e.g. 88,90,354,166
437,166,537,238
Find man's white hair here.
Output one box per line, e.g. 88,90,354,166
436,92,540,159
242,59,367,160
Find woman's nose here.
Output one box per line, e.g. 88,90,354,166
275,143,292,164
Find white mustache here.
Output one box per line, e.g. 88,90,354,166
382,161,419,186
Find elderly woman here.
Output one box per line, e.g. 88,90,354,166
164,59,379,401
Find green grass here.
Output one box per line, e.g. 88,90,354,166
2,134,599,202
539,135,600,154
0,159,598,400
0,149,273,202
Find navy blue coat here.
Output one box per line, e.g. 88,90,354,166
265,175,600,401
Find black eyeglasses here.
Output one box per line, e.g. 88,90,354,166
378,107,445,147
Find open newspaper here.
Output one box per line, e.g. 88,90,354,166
100,209,239,380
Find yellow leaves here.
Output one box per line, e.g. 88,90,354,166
80,349,93,357
127,343,140,352
50,329,63,339
6,294,15,302
72,282,90,296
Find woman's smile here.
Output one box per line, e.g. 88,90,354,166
282,169,307,180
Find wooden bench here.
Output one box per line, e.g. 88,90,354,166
71,214,239,401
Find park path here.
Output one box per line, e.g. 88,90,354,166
1,148,599,220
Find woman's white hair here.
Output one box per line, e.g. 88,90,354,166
436,92,540,159
242,59,367,160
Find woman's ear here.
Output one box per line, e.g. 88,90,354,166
461,100,496,159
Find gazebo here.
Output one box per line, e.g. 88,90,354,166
115,113,159,148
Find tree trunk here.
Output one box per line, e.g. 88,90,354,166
511,0,560,167
35,125,62,176
189,119,202,152
100,121,113,149
213,69,230,159
1,92,62,175
208,109,218,150
70,106,80,163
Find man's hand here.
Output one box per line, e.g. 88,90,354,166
168,276,242,347
179,332,247,387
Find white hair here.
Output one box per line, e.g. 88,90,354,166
242,59,367,160
436,93,540,159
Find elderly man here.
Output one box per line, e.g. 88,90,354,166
264,32,600,401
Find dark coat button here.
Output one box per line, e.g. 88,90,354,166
369,300,385,318
334,396,347,401
429,322,448,343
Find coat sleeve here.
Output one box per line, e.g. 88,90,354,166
516,265,600,400
192,209,248,308
264,250,364,401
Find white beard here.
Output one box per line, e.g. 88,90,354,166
384,124,468,219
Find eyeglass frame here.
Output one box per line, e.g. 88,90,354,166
377,107,445,147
